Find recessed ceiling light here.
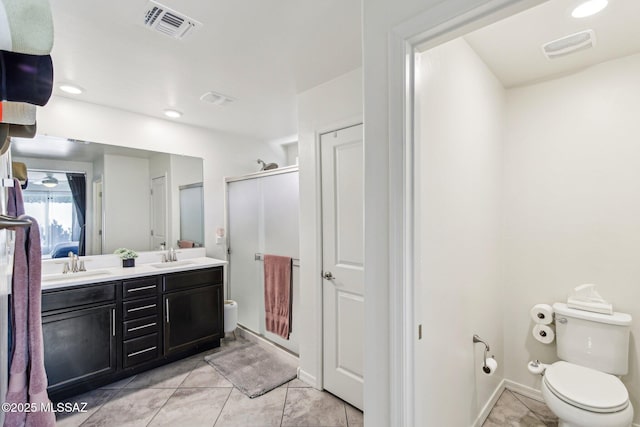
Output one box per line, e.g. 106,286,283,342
59,83,84,95
164,109,182,119
571,0,608,18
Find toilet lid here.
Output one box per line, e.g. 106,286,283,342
544,361,629,413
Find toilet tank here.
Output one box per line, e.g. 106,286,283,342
553,303,632,375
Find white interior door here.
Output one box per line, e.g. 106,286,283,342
93,179,103,254
321,123,364,410
150,176,167,249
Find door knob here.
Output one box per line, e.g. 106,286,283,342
323,271,334,280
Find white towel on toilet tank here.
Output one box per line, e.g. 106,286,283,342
567,284,613,315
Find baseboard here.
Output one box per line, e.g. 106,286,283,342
504,379,543,402
235,326,299,365
297,368,317,388
472,379,506,427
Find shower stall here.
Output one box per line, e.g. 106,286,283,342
225,166,299,354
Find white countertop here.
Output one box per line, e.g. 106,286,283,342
38,248,227,291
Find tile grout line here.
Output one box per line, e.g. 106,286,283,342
344,402,349,427
280,381,290,427
145,387,180,426
212,386,234,427
509,389,554,424
503,390,550,426
78,386,128,426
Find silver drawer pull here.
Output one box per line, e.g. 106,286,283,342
128,346,157,358
127,322,156,332
127,285,156,293
127,304,156,313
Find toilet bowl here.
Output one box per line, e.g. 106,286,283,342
541,361,633,427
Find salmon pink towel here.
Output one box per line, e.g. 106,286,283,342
264,255,292,340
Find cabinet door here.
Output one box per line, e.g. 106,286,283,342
163,285,223,355
43,303,117,391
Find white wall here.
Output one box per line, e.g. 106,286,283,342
102,154,150,253
503,52,640,423
415,38,505,426
37,96,285,260
284,142,299,166
297,68,362,387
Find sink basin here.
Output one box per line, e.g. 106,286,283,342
42,270,112,282
148,260,196,269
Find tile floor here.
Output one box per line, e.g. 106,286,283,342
483,389,558,427
52,337,556,427
55,339,363,427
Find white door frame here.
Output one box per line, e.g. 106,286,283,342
386,0,545,425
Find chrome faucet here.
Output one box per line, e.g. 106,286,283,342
162,247,178,263
62,252,86,273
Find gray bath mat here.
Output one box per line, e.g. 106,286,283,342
204,341,297,398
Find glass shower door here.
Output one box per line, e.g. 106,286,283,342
227,178,261,333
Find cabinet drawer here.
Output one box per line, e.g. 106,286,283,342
123,277,159,299
163,267,223,292
123,315,159,340
123,297,158,320
42,283,116,313
123,333,159,368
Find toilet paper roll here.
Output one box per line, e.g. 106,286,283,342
482,357,498,376
532,324,555,344
530,303,554,325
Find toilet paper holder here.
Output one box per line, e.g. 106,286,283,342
473,334,493,373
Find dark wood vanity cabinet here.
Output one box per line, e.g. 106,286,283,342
41,266,224,401
163,268,224,355
41,282,118,396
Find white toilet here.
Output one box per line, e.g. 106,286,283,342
540,302,633,427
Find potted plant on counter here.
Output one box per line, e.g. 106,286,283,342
114,248,138,268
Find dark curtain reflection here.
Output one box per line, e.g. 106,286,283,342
66,173,86,256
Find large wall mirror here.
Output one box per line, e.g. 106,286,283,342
11,135,204,258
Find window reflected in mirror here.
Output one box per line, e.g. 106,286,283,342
23,170,85,258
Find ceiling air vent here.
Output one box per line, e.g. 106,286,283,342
200,91,235,106
542,30,596,59
143,1,201,40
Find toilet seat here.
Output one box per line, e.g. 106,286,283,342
544,361,629,413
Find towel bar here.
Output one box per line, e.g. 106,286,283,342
254,253,300,267
0,215,31,230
